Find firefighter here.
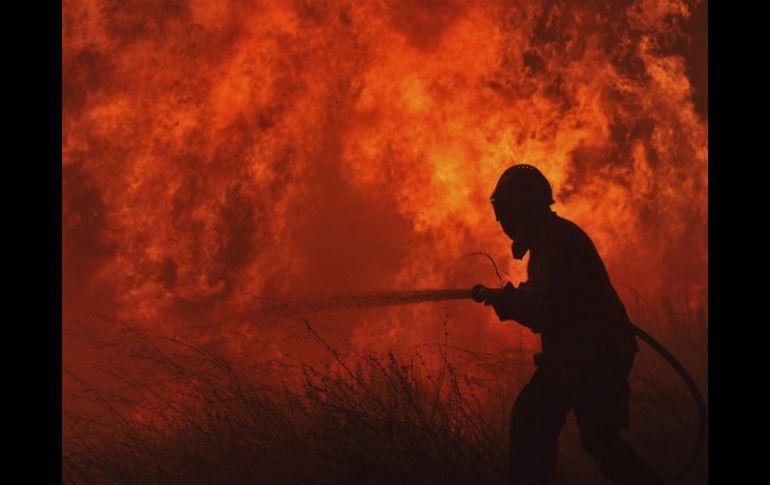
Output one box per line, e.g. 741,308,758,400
484,164,667,485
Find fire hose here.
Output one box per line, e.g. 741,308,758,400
269,284,706,481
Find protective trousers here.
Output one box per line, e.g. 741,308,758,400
509,353,668,485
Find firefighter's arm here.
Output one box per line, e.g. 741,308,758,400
476,282,547,331
479,242,575,332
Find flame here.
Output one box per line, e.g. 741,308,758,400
63,0,707,362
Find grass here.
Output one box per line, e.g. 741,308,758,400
62,302,707,485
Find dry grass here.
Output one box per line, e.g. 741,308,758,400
63,304,706,485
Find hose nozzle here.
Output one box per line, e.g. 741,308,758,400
471,284,499,303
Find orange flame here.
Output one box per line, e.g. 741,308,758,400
63,0,707,360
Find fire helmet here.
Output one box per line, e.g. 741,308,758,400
490,164,555,209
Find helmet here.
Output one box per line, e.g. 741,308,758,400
490,164,554,208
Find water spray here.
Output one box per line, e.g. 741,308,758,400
267,283,706,482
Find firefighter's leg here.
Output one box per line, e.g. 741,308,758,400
509,369,571,485
575,354,669,485
579,431,669,485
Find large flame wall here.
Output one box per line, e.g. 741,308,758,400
63,0,707,361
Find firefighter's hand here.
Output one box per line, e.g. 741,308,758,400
484,282,519,321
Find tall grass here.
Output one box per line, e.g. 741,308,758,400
63,306,706,485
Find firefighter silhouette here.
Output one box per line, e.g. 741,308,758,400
483,164,668,485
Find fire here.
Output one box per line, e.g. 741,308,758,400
63,0,707,363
